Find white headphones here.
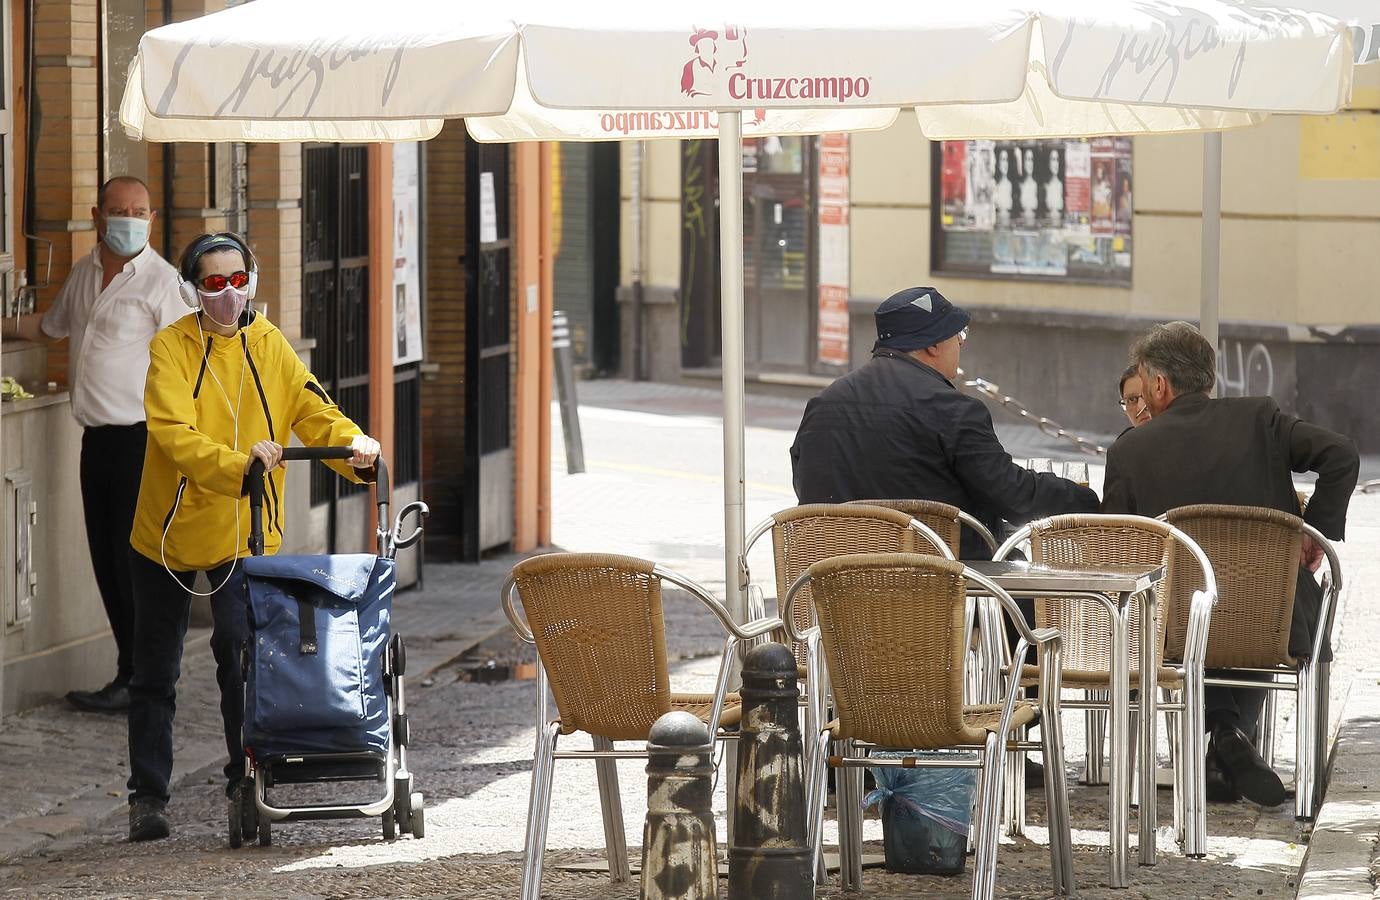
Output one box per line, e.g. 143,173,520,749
178,232,259,309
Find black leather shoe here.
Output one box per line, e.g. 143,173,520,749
66,681,130,713
1204,744,1240,803
128,799,171,842
1212,725,1285,807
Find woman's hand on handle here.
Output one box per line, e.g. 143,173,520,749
350,434,381,469
246,440,285,474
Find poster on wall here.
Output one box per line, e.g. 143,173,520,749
817,133,850,367
392,142,424,366
933,137,1131,285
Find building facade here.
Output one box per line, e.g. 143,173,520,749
620,65,1380,451
0,0,552,718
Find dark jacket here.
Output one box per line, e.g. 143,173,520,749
790,349,1100,559
1102,392,1358,659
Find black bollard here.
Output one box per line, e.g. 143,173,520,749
552,310,586,474
641,711,718,900
729,642,813,900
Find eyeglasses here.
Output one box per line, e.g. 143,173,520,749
198,271,251,292
1119,394,1143,411
958,327,969,343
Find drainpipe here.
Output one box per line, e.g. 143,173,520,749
629,142,645,381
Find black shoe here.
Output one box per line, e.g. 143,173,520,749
1204,744,1241,803
1212,725,1285,807
128,799,171,842
66,680,130,713
1024,758,1044,789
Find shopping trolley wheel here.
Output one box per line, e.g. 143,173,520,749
409,793,425,839
228,799,243,849
394,713,410,748
258,817,272,847
390,634,406,677
382,807,397,842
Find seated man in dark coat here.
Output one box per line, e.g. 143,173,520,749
790,285,1099,561
1103,321,1358,807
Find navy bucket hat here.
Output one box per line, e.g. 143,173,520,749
873,287,970,353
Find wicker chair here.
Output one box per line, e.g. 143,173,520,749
846,498,1000,557
994,514,1218,857
1162,504,1343,821
787,552,1075,900
501,552,784,900
742,504,955,786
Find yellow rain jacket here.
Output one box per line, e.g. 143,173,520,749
130,311,372,571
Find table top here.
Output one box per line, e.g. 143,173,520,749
965,559,1164,595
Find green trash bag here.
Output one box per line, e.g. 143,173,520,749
864,751,977,875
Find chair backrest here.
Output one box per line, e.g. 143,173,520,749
847,498,961,555
1019,515,1177,676
802,552,985,749
508,552,671,741
848,498,1000,557
768,504,949,662
1163,504,1301,668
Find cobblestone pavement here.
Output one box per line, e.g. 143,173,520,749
1,379,1374,898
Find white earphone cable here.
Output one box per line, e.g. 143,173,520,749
159,312,249,597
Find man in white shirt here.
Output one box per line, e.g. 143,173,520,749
0,176,187,712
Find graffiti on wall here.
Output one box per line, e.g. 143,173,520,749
1216,339,1274,398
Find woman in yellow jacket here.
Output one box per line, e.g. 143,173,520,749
125,232,380,843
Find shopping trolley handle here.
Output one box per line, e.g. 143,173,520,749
246,446,391,556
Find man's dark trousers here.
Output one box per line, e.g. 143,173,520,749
127,550,247,806
80,423,147,686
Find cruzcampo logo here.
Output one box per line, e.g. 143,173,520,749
679,24,870,104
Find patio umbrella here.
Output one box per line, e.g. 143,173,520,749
121,0,1357,631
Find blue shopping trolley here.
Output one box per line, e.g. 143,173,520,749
230,446,428,847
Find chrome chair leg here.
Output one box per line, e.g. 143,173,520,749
1295,666,1316,820
1084,695,1107,785
521,723,560,900
592,735,631,883
1255,688,1277,768
806,730,831,884
1003,722,1027,837
1184,674,1207,857
974,732,1003,900
1041,708,1076,896
835,739,864,891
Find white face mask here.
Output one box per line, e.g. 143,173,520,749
199,284,249,328
104,216,150,257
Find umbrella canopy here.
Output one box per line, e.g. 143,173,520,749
123,1,1354,142
119,1,1358,635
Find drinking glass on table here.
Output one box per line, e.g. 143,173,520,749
1027,458,1054,473
1063,460,1090,487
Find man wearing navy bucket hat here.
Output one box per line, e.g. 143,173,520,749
791,286,1098,560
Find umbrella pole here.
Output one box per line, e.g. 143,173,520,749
717,110,747,625
1200,131,1222,397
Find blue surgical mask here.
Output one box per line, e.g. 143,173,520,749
103,216,150,257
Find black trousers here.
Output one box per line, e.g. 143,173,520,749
1205,568,1327,736
127,549,247,806
80,423,147,685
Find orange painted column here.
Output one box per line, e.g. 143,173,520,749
368,143,395,542
537,144,554,546
513,143,554,552
513,144,539,552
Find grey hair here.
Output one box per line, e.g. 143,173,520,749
1130,321,1216,396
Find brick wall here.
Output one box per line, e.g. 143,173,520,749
421,120,467,546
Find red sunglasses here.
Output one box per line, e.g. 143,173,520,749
198,271,251,292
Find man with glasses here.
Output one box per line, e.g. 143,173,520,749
791,286,1099,561
1103,321,1358,807
0,176,186,713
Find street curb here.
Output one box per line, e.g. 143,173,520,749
0,629,223,865
1296,671,1380,899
